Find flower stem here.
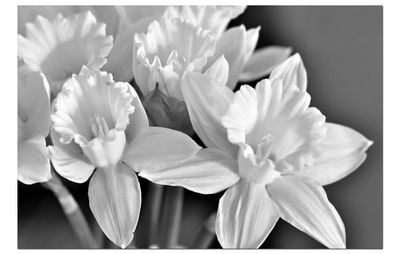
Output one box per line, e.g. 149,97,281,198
42,172,99,248
143,182,164,247
190,212,217,248
160,186,184,248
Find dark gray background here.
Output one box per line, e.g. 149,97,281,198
18,6,383,249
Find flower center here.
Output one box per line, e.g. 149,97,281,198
90,114,110,138
255,134,275,165
238,135,280,185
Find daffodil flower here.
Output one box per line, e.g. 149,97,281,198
163,5,292,86
17,5,169,83
133,17,216,101
18,11,113,96
49,66,237,248
18,64,51,184
181,54,372,248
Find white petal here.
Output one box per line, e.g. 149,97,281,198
18,68,50,139
240,46,292,82
268,175,346,248
204,55,229,87
48,145,95,184
216,180,280,248
115,6,166,26
18,6,119,36
125,86,150,144
163,6,246,39
18,11,113,93
18,136,51,184
103,16,156,82
181,72,238,158
269,53,307,92
221,84,258,145
207,25,247,89
139,148,239,194
88,162,141,248
298,123,373,185
123,127,201,172
157,67,183,100
243,26,260,63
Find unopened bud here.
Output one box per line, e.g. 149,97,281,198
142,84,194,136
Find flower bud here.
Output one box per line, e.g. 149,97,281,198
142,84,194,136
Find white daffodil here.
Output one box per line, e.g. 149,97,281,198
132,17,217,133
18,64,51,184
17,5,167,83
133,17,216,101
163,5,292,87
49,66,238,248
181,54,372,248
18,11,113,97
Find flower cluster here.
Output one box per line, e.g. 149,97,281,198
18,6,372,249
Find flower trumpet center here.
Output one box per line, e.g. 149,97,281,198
238,135,280,185
133,18,216,100
254,135,275,165
90,114,110,138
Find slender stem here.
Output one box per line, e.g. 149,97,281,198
42,173,99,248
191,212,217,248
142,182,164,247
159,186,184,248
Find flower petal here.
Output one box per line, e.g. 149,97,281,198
18,67,50,139
206,25,247,89
216,180,280,248
139,148,239,194
18,6,119,36
103,16,156,82
181,72,238,158
240,46,292,82
18,136,51,184
163,6,246,39
243,26,260,63
48,144,95,184
125,86,150,144
298,123,373,185
88,162,141,248
204,55,229,87
269,53,307,92
268,175,346,248
115,6,166,26
123,126,201,172
221,84,258,145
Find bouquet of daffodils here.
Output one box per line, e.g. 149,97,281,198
18,6,372,249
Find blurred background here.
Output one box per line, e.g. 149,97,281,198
18,6,383,249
